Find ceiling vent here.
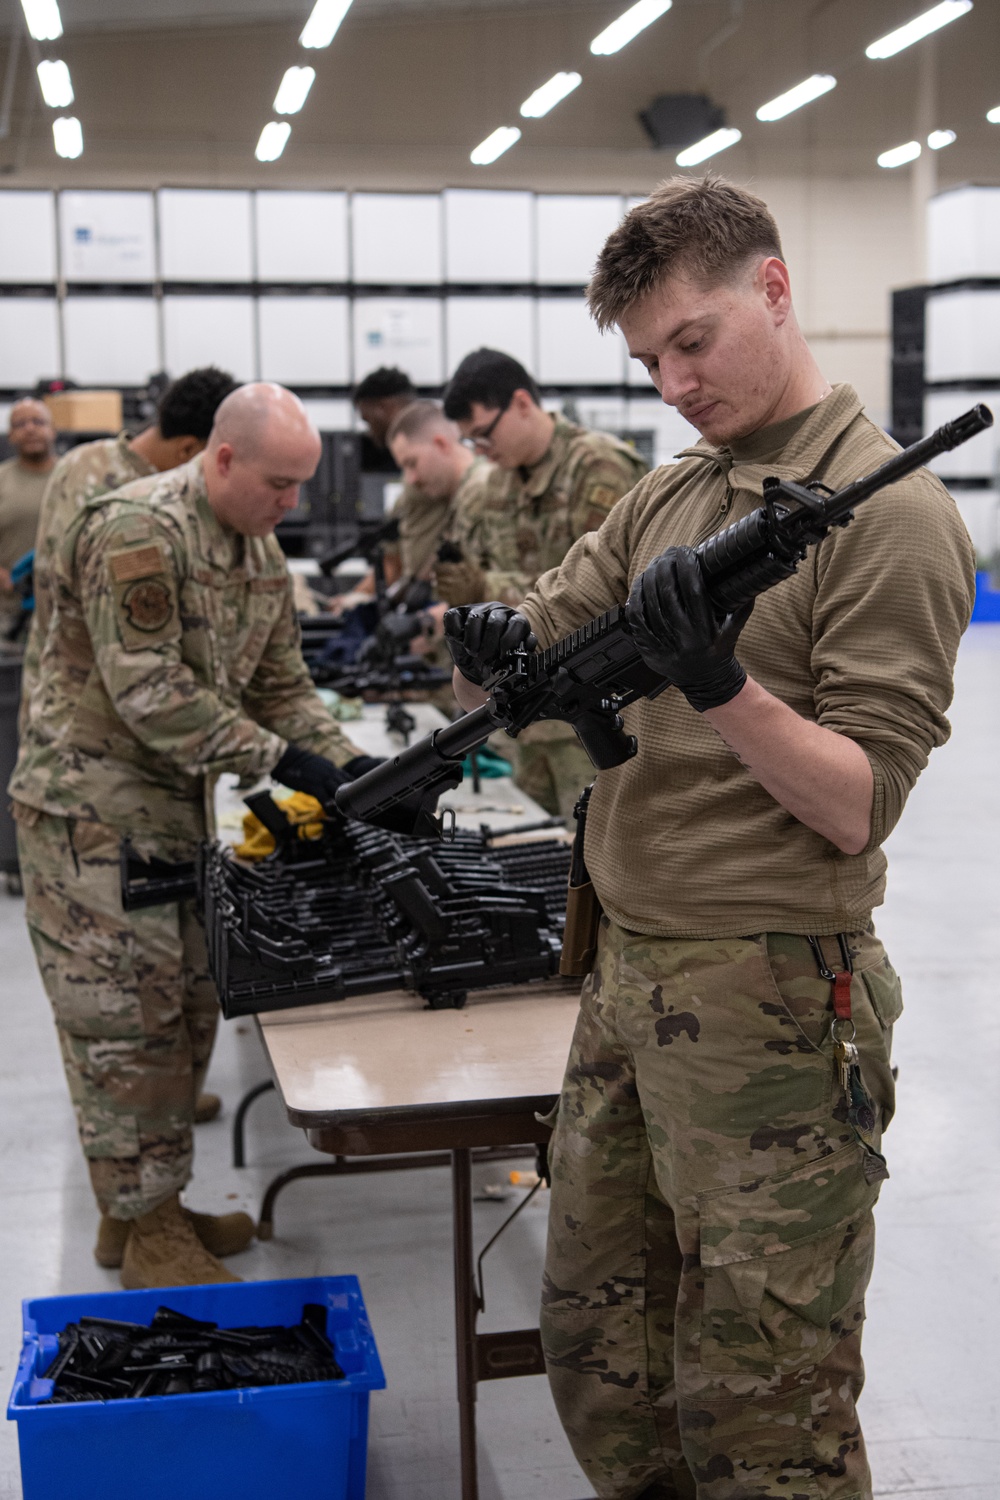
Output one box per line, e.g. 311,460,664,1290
639,94,725,149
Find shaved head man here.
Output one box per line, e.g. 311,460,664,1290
11,380,367,1290
205,383,321,536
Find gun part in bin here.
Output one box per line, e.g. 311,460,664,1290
335,405,994,834
38,1304,344,1403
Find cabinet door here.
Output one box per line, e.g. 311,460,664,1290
351,194,443,285
925,389,1000,480
445,297,535,378
62,298,160,385
59,192,155,283
537,296,625,384
258,296,350,385
926,289,1000,382
0,299,60,385
162,297,257,380
535,195,624,285
255,191,349,283
158,190,254,282
353,298,443,386
0,192,56,283
444,190,533,284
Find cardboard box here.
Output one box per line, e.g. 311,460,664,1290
43,389,123,433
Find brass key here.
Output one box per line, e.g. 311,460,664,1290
834,1036,860,1093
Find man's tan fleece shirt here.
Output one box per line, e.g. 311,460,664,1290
518,385,976,939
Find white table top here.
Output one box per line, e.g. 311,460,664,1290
257,979,582,1128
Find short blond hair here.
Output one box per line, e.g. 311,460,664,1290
386,399,455,446
587,175,784,331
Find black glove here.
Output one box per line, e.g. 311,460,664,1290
443,603,536,685
624,547,753,711
272,743,352,806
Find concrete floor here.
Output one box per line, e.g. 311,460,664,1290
1,631,999,1498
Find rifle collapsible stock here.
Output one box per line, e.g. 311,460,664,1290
336,405,993,833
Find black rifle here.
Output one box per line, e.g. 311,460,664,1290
336,405,993,834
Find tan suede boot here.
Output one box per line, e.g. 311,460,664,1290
194,1092,222,1124
119,1195,242,1288
96,1203,256,1269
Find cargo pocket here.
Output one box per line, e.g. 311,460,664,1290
856,956,903,1132
698,1141,880,1379
860,956,903,1030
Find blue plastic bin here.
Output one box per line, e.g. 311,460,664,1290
8,1276,385,1500
972,570,1000,622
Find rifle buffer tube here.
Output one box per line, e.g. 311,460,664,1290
336,405,992,826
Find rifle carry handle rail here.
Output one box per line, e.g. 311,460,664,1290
336,404,993,835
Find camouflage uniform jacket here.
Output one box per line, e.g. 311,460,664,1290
10,455,361,849
27,432,156,689
454,415,647,743
453,414,647,606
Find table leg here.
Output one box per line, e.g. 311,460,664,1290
452,1146,479,1500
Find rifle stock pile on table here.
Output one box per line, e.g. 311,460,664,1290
335,405,994,836
199,818,571,1018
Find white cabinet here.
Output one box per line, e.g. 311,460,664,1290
444,190,533,284
626,396,700,467
926,289,1000,382
59,192,156,283
0,299,60,386
928,187,1000,282
158,190,254,282
925,389,1000,480
351,194,442,285
353,298,443,386
444,297,535,378
535,195,623,285
62,297,160,386
258,296,350,385
537,297,624,385
162,296,256,381
255,191,348,283
0,192,56,283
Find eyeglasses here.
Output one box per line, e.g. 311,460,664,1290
465,401,510,450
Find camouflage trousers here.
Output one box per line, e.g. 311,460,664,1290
512,737,596,822
540,916,902,1500
15,805,219,1221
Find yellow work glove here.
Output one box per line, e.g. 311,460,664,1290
234,792,326,860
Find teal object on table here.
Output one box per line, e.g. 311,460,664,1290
972,570,1000,622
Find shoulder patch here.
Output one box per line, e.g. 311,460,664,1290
109,543,167,583
121,579,174,633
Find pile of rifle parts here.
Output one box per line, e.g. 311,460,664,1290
39,1304,344,1403
201,819,571,1017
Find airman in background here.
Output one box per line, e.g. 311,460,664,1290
442,348,648,820
0,398,56,634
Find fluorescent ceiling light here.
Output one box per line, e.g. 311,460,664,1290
36,59,73,108
520,72,582,119
927,128,956,148
676,127,741,167
274,65,315,114
20,0,62,41
255,121,291,162
470,125,521,166
987,105,1000,123
590,0,672,57
756,73,836,122
877,140,922,168
300,0,352,49
52,115,82,159
865,0,972,60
